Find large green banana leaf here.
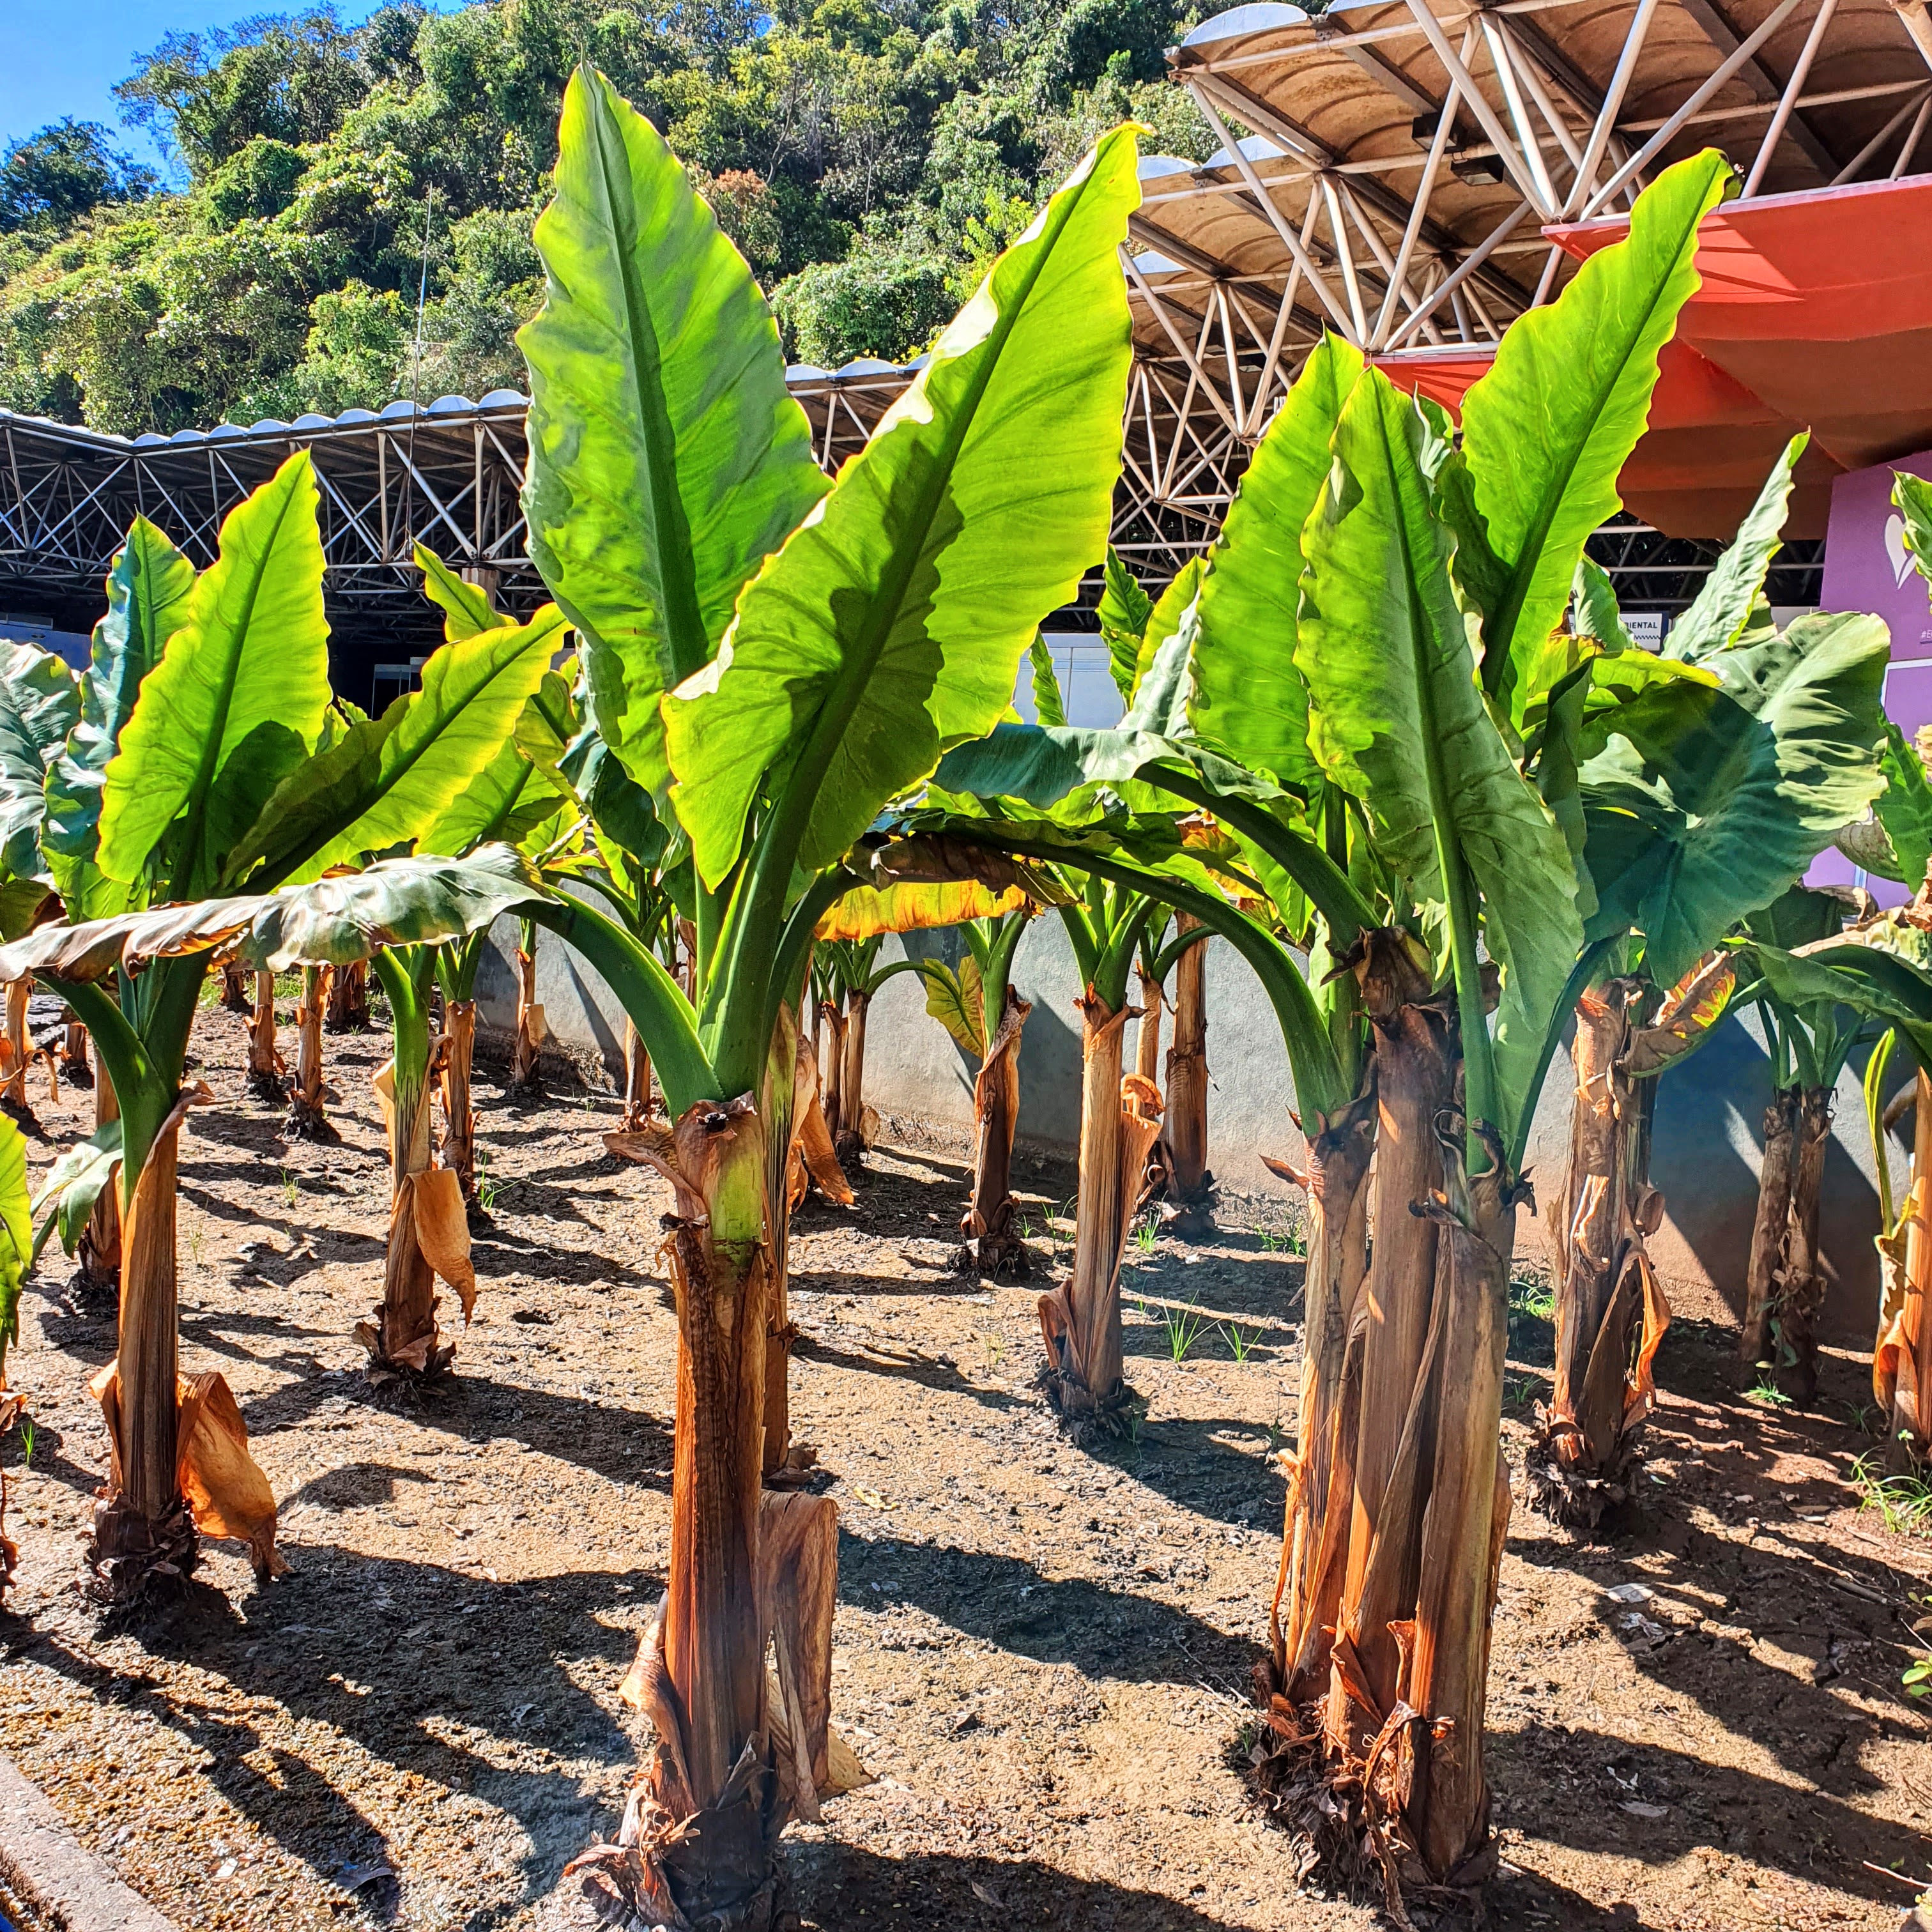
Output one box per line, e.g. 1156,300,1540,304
510,650,663,867
31,1119,120,1266
98,451,332,893
44,519,195,906
1026,637,1068,727
236,845,553,969
1453,151,1729,724
519,65,828,800
663,127,1139,889
1131,560,1201,700
0,846,550,986
419,548,516,640
1749,931,1932,1072
1869,719,1932,887
1191,332,1361,792
1096,546,1152,702
1298,367,1583,1143
1664,434,1805,662
224,604,570,886
0,643,78,880
1895,470,1932,594
1581,611,1890,986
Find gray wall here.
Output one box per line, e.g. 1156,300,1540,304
474,912,1891,1347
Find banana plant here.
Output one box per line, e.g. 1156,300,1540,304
813,935,933,1166
512,64,1138,1919
0,457,568,1602
0,640,81,1123
917,903,1041,1273
808,875,1044,1247
398,565,576,1204
921,150,1874,1906
325,954,371,1031
518,652,684,1128
1742,902,1932,1451
1526,430,1895,1519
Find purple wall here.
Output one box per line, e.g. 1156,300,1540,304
1811,447,1932,905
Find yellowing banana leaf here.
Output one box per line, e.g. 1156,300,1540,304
816,878,1032,942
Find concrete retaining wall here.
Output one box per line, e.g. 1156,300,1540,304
472,908,1890,1348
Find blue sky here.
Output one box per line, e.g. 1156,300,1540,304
4,0,388,165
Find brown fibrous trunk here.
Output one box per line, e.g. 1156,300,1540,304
218,961,252,1015
957,989,1032,1276
325,956,371,1032
61,1020,93,1087
509,946,546,1092
356,1043,476,1381
1528,981,1671,1528
1162,916,1214,1239
245,970,284,1102
834,992,876,1168
76,1066,122,1298
1878,1068,1932,1465
1037,993,1164,1433
0,979,34,1127
1252,931,1517,1910
88,1100,195,1599
440,1000,479,1206
1739,1082,1832,1401
1265,1095,1374,1701
284,965,337,1142
586,1098,789,1921
819,1000,847,1156
621,1017,654,1131
1134,970,1170,1208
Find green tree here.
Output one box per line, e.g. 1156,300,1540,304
0,121,155,234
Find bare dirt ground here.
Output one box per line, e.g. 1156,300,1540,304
0,986,1928,1932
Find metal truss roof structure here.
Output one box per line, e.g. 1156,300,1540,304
0,359,915,654
15,0,1931,655
1121,0,1932,598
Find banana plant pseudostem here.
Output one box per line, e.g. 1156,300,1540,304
513,65,1140,1922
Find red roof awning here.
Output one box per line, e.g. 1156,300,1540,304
1372,178,1932,540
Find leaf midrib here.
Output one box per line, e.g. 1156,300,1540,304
587,76,707,702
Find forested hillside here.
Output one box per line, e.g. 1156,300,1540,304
0,0,1211,436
